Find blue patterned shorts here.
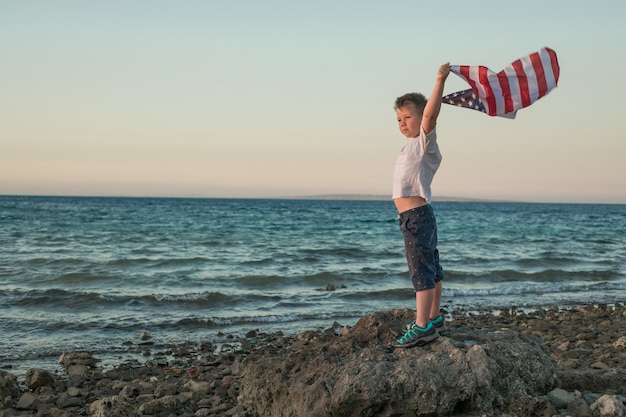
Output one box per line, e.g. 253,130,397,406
398,204,444,291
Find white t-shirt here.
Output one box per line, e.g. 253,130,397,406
392,126,442,202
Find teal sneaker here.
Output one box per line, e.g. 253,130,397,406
429,315,446,333
404,315,446,333
394,322,439,348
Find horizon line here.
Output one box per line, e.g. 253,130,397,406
1,193,624,205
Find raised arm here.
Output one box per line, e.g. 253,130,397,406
422,62,451,135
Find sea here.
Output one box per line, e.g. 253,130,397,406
1,196,625,374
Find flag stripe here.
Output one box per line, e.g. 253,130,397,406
522,53,540,103
497,71,514,114
531,51,548,98
512,57,531,109
478,66,496,116
503,65,522,111
547,48,560,85
542,48,559,92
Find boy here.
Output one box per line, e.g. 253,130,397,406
393,62,450,348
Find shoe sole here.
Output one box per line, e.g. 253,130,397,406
393,329,440,349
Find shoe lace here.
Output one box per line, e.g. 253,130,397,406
398,328,417,344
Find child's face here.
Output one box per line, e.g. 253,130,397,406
396,104,422,138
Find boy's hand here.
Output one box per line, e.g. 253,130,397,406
438,62,451,82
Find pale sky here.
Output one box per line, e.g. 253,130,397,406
1,1,625,203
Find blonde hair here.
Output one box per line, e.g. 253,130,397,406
394,93,427,113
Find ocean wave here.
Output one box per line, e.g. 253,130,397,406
446,268,619,282
232,271,347,288
444,280,626,298
0,288,280,310
134,256,212,268
171,310,366,330
3,270,623,311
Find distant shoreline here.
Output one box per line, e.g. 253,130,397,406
278,194,512,203
0,193,508,203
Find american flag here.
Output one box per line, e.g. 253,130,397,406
442,47,560,118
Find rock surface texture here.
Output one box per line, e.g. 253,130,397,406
240,309,558,417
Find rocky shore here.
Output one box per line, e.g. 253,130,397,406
1,303,625,417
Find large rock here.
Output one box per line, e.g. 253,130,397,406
239,309,558,417
89,395,136,417
591,394,626,417
137,395,182,415
558,368,626,392
58,351,99,368
24,368,55,389
0,370,20,409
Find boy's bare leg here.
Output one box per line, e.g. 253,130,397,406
415,288,434,328
415,281,442,328
430,281,442,320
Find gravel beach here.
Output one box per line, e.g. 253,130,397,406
1,303,625,417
